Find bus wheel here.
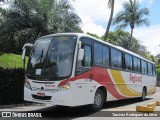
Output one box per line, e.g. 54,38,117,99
91,89,104,111
141,87,146,101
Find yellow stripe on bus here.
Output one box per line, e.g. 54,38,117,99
147,86,156,95
110,70,141,97
130,87,141,95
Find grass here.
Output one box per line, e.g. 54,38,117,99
0,52,28,69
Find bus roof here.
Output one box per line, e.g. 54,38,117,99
39,33,155,64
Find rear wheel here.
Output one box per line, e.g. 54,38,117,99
141,87,146,101
91,89,104,111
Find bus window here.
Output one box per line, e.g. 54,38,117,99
153,64,156,76
133,57,140,73
84,45,92,67
94,42,103,65
125,54,132,71
76,44,92,74
141,60,147,74
94,42,110,67
148,63,153,75
102,46,109,67
111,49,122,69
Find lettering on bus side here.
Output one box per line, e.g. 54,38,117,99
129,74,142,83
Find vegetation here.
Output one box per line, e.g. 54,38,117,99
0,52,27,68
103,0,115,40
112,0,150,48
0,67,24,105
87,32,102,40
0,0,82,54
0,0,157,75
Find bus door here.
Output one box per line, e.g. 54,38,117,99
75,37,94,105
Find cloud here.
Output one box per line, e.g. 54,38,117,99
71,0,124,23
134,25,160,55
70,0,157,55
70,0,125,36
71,0,153,23
80,16,105,36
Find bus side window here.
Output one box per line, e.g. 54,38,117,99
153,64,156,76
76,44,92,74
148,63,153,75
125,54,132,71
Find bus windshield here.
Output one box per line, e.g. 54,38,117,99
26,36,77,81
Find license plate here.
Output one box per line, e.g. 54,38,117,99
37,92,45,97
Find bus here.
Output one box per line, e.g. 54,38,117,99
22,33,156,111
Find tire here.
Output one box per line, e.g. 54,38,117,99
91,89,104,111
141,88,146,101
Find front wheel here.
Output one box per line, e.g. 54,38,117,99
91,89,104,111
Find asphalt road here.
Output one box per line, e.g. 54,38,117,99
0,87,160,120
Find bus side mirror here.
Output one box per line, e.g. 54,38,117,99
22,43,33,60
22,43,33,69
78,48,84,61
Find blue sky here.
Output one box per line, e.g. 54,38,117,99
148,1,160,26
71,0,160,55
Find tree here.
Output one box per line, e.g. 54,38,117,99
103,0,115,41
112,0,150,48
107,30,140,51
0,0,82,54
106,30,155,61
48,0,82,33
87,32,102,40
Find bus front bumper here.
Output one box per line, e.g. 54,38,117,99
24,87,74,106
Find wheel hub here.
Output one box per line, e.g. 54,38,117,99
94,93,102,107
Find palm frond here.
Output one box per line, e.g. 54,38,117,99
113,0,149,30
115,23,128,30
136,18,150,27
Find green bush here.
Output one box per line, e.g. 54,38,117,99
156,64,160,77
0,52,26,69
157,64,160,68
0,67,25,105
157,69,160,77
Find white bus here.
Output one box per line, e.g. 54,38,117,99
22,33,156,111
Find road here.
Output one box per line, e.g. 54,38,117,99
0,87,160,120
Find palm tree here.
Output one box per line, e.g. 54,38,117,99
112,0,150,48
48,0,82,33
103,0,115,41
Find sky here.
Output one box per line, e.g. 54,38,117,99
70,0,160,56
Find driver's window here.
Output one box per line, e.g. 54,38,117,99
76,44,92,74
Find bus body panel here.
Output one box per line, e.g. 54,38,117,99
24,33,156,107
24,66,156,107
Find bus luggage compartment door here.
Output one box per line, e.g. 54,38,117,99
75,82,92,106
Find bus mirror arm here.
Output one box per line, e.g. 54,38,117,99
78,41,82,49
22,48,26,60
78,48,84,61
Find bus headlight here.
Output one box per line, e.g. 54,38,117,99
58,82,70,91
24,79,32,90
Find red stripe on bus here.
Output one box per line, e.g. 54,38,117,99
58,66,127,99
